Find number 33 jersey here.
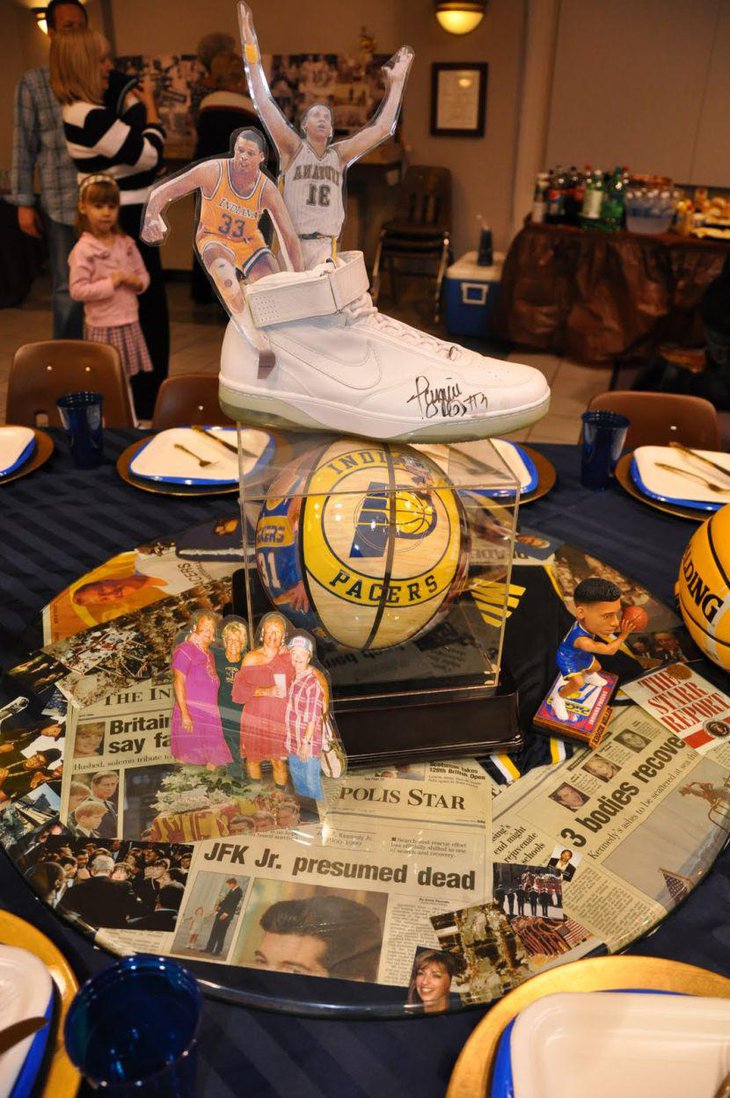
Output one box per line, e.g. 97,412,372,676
195,163,267,264
282,143,345,237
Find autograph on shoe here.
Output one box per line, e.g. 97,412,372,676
406,376,489,420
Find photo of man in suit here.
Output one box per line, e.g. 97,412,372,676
547,848,577,882
60,853,141,929
205,876,244,955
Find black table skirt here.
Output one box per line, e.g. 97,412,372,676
1,431,728,1097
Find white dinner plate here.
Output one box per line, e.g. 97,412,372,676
0,428,35,479
632,445,730,512
509,991,730,1098
0,944,54,1098
416,439,538,497
487,439,538,496
129,426,274,486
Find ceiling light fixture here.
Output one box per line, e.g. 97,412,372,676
434,0,486,36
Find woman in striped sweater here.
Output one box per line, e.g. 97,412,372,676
50,28,169,418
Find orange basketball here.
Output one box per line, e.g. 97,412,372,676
622,605,648,632
676,503,730,671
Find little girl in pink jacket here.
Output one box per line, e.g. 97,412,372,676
69,174,153,397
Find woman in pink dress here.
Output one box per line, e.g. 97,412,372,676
171,611,232,768
232,612,292,787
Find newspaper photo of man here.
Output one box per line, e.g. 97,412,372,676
234,882,386,982
172,870,249,960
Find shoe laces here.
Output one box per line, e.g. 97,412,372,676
343,293,462,360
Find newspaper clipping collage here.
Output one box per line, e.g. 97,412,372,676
1,518,729,1013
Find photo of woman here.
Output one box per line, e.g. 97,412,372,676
213,617,248,779
170,610,232,769
284,634,326,801
232,612,292,787
406,949,457,1014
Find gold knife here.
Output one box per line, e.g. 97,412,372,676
668,441,730,481
0,1016,48,1056
190,425,255,458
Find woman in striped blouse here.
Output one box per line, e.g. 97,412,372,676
50,28,169,418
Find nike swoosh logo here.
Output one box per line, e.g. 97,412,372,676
273,335,382,390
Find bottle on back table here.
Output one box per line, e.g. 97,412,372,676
531,172,549,224
546,167,567,223
564,165,581,225
599,166,626,231
579,169,605,228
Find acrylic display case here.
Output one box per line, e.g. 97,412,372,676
235,428,525,768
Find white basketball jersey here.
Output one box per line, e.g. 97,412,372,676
282,143,345,237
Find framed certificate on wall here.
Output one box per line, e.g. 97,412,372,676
430,62,488,137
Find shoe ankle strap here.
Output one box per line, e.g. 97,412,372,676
246,251,370,328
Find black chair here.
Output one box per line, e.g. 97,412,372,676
371,166,452,323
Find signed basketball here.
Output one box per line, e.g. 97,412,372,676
621,605,648,632
676,503,730,671
255,438,469,650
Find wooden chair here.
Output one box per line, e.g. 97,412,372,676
151,374,234,430
371,166,452,323
585,390,722,451
7,340,136,427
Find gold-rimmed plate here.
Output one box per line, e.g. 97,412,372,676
0,429,54,486
615,453,707,522
117,438,239,497
446,955,730,1098
0,911,80,1097
520,445,556,504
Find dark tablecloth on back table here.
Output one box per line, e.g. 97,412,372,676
493,221,730,365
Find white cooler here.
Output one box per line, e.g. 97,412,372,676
444,250,503,339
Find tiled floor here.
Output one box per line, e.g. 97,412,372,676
0,275,612,439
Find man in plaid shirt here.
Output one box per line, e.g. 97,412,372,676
285,634,325,801
8,1,87,337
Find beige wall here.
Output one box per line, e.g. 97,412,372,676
111,0,401,55
398,0,525,257
545,0,730,187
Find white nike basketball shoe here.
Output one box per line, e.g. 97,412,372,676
219,251,549,442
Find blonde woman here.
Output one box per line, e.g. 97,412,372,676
232,612,292,787
213,618,249,778
50,27,168,418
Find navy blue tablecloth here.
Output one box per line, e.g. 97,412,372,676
1,432,728,1097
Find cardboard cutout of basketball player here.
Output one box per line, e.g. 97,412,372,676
238,2,414,268
141,127,303,340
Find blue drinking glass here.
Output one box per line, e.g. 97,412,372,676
580,410,630,490
56,391,104,469
64,955,202,1095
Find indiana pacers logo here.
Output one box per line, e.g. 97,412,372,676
265,439,469,650
350,484,438,558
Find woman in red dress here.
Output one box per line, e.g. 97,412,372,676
232,612,292,787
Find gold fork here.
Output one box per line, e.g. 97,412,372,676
173,443,217,468
668,441,730,482
191,424,256,458
654,462,730,494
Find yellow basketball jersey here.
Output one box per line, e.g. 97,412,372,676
197,162,266,246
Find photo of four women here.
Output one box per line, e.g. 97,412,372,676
170,610,331,801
